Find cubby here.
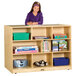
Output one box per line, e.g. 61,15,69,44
53,52,71,66
33,53,53,68
31,27,52,39
4,24,72,73
13,54,32,67
53,26,71,39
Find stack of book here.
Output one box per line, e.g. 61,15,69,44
14,46,39,54
52,40,67,52
53,34,67,39
33,36,50,39
42,40,50,52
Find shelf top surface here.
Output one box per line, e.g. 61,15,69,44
5,24,71,28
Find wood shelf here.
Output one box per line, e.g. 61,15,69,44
52,51,70,53
4,24,72,73
13,51,70,56
13,52,52,55
13,38,71,43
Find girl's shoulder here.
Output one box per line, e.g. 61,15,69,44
38,12,43,16
27,12,32,16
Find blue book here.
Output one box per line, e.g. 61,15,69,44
17,48,35,51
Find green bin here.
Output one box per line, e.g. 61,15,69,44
13,32,30,40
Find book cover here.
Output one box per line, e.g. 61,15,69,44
59,40,67,51
52,40,58,52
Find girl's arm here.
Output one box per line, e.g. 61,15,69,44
38,12,43,24
25,13,32,25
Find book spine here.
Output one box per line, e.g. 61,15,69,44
17,48,36,51
16,50,38,54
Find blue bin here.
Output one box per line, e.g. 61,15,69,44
53,57,69,66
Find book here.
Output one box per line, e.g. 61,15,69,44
43,40,49,52
33,36,50,39
17,48,36,51
14,46,39,54
16,50,38,54
52,40,58,52
53,34,67,39
59,40,67,51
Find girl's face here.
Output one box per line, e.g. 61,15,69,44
33,6,39,13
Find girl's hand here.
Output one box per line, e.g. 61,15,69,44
27,22,33,25
32,22,38,25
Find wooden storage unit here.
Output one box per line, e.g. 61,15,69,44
4,24,72,73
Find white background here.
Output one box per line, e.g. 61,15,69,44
0,0,76,75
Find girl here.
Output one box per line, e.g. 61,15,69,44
25,1,43,25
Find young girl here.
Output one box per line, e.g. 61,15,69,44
25,1,43,25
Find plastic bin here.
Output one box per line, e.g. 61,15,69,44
13,32,30,40
53,57,69,66
13,59,28,68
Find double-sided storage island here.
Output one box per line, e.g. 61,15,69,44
4,24,72,73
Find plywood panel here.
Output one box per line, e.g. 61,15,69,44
13,28,31,33
33,54,47,62
4,26,13,73
64,27,71,38
53,53,64,58
53,27,64,34
46,27,52,38
32,27,46,37
13,41,37,46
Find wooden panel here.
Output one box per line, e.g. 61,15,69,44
64,52,71,65
13,65,71,73
13,41,37,46
46,53,52,66
48,41,51,51
53,27,64,34
46,27,52,38
64,27,71,38
33,54,47,62
32,27,46,37
13,55,28,59
13,28,31,33
53,53,64,58
4,26,13,73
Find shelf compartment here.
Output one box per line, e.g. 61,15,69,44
13,28,31,40
32,27,52,39
13,54,32,68
13,41,42,54
53,52,71,66
33,53,53,67
51,40,71,52
53,26,71,39
42,40,51,53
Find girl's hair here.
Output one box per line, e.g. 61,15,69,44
30,1,41,13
